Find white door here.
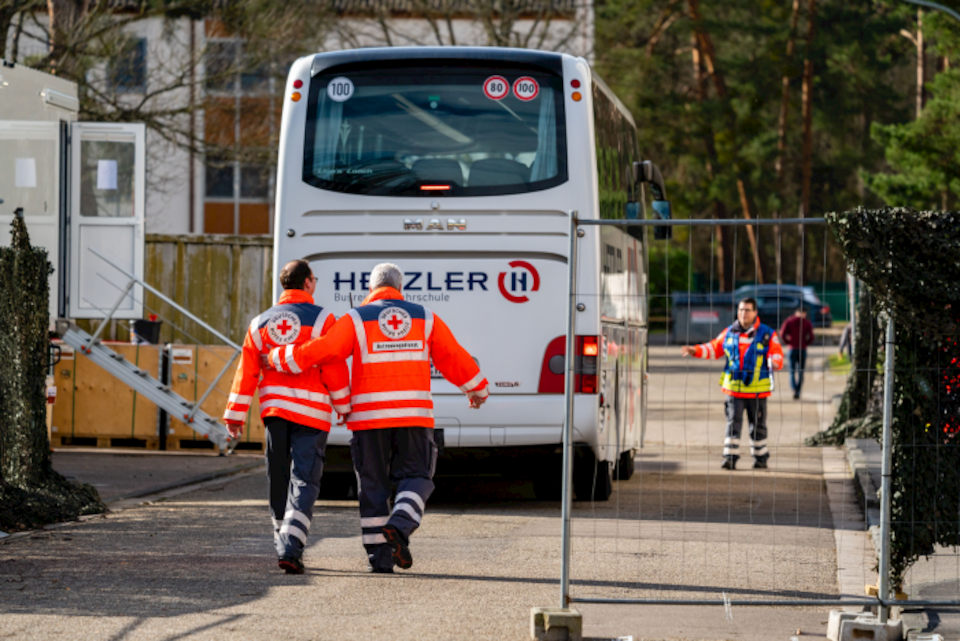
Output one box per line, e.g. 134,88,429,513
67,123,145,319
0,121,62,318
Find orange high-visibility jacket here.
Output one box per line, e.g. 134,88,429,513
268,287,488,431
692,316,784,399
223,289,351,431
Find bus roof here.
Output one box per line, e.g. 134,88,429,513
310,46,568,77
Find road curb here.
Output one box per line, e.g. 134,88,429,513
1,459,265,545
844,438,881,559
103,458,265,505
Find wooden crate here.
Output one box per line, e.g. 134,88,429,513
51,341,161,446
168,344,266,449
50,341,267,450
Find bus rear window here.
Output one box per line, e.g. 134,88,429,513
302,65,567,196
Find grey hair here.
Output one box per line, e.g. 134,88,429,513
370,262,403,291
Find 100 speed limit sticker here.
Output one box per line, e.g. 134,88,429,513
512,77,539,101
483,75,540,101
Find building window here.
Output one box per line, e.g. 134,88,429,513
109,38,147,93
204,155,234,199
204,41,238,93
202,27,276,235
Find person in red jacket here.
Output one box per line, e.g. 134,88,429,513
265,262,488,573
680,298,784,470
224,259,351,574
779,308,815,400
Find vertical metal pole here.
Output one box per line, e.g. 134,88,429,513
158,344,171,451
848,272,857,355
560,211,579,609
878,315,896,623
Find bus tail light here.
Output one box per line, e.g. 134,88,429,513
538,335,600,394
420,184,451,191
579,336,599,393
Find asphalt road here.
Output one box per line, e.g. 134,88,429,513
0,345,865,640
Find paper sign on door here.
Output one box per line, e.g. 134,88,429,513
97,159,118,190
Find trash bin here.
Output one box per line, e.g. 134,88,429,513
670,292,735,344
133,319,163,344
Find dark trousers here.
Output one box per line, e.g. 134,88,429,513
350,427,438,553
789,348,808,393
265,417,328,560
723,396,769,462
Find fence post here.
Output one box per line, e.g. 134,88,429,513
158,343,171,450
560,211,580,609
878,315,896,623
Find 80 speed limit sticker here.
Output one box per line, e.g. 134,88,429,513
512,77,539,101
483,75,510,100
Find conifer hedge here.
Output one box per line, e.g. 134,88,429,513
0,213,103,532
827,207,960,587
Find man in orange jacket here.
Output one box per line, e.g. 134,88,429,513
265,262,488,573
680,297,784,470
224,259,351,574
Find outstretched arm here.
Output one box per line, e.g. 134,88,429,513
268,314,355,373
316,314,351,415
680,328,728,359
430,315,488,408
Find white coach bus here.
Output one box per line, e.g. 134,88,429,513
273,47,669,500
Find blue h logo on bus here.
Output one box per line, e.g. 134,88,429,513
511,271,528,292
498,261,540,304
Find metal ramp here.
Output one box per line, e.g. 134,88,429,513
58,321,235,452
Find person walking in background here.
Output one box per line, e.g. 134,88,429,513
680,297,784,470
838,322,853,360
779,308,815,400
223,259,351,574
263,263,488,573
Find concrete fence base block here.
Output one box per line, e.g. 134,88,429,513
530,607,582,641
828,611,864,640
837,614,902,641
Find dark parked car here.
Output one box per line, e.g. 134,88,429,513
732,284,833,328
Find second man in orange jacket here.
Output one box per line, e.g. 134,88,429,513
266,262,488,573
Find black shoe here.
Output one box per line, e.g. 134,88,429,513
753,459,768,469
793,391,800,399
382,524,413,570
366,545,394,574
721,458,736,471
278,556,304,574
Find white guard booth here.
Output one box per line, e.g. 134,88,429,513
0,60,145,321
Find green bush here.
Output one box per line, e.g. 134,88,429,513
0,214,102,531
827,207,960,586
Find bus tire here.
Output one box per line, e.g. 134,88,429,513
533,475,563,501
532,454,563,501
319,472,356,500
574,452,613,502
615,449,635,480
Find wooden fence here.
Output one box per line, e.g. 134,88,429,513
78,234,274,346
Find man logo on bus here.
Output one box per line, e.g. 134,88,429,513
498,261,540,303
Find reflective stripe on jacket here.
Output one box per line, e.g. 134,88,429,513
693,317,784,398
223,289,351,431
268,286,488,431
